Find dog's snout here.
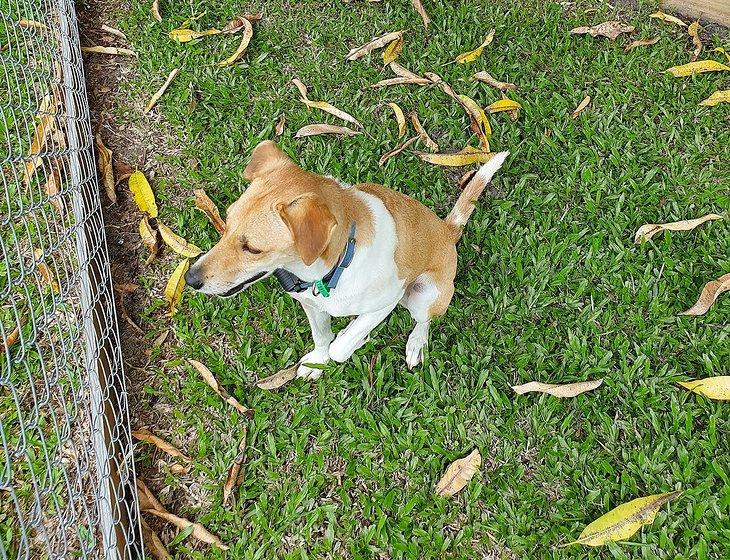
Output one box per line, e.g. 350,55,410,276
185,266,204,290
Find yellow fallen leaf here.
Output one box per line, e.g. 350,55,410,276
95,134,116,203
132,427,192,463
382,35,404,64
487,99,522,113
511,379,603,397
34,249,60,293
194,189,226,235
649,10,687,27
386,102,407,137
223,431,247,505
634,213,722,243
681,272,730,316
624,37,660,53
411,0,430,29
435,449,481,497
168,28,221,43
565,492,682,546
218,18,253,66
139,217,160,264
151,0,162,22
457,94,491,151
1,317,26,354
165,259,189,316
699,90,730,106
455,30,495,63
410,113,439,152
379,136,419,166
416,149,494,167
81,45,136,56
145,68,180,113
18,19,48,30
140,517,171,560
255,365,299,390
473,70,517,91
345,31,403,61
24,114,55,186
714,47,730,63
128,170,158,217
187,359,254,417
688,21,702,60
294,124,361,138
570,21,635,40
292,79,363,128
158,222,202,257
571,95,591,118
666,60,730,77
677,377,730,400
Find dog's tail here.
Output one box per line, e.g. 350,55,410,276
445,151,509,241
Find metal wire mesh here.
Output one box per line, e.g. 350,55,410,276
0,0,141,558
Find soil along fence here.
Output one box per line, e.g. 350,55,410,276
0,1,141,558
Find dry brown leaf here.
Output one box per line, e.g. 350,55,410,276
95,134,116,203
81,45,136,56
1,317,26,354
187,359,254,417
194,189,226,235
457,94,491,151
140,517,171,560
571,95,591,118
294,124,361,138
649,10,686,27
458,169,477,189
255,365,299,390
132,427,192,464
34,249,59,293
346,31,403,61
218,18,253,66
369,76,431,88
688,21,702,61
24,114,55,186
416,149,494,167
570,21,635,40
379,136,419,166
44,161,63,213
424,71,460,101
158,222,202,257
624,37,660,53
382,35,404,64
411,0,430,29
139,217,161,264
146,68,180,113
18,19,48,30
222,14,260,33
386,102,407,137
101,25,127,39
114,160,134,184
136,478,165,512
511,379,603,397
681,273,730,316
455,30,495,63
435,449,481,497
634,213,722,243
275,114,286,136
223,429,247,506
410,112,439,152
293,79,363,128
150,0,162,22
390,62,424,80
473,70,517,92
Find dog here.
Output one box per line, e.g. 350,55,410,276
185,140,508,379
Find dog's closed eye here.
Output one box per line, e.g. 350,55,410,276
240,236,263,255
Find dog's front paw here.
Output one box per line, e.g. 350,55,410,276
296,350,329,380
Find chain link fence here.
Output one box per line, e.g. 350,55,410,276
1,0,141,558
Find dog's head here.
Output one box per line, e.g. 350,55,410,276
185,141,338,297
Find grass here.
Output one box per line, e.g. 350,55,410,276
113,0,729,558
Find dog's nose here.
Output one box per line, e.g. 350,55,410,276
185,267,204,290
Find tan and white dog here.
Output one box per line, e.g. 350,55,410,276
185,141,508,379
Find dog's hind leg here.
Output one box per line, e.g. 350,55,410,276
297,302,334,380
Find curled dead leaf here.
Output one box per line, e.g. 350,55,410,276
570,21,635,41
24,113,55,186
1,317,26,354
379,136,419,166
81,45,136,56
455,30,495,63
194,189,226,235
571,95,591,118
411,0,430,29
218,18,253,66
294,124,361,138
140,517,171,560
511,379,603,397
681,273,730,316
634,213,722,243
382,35,404,65
223,429,247,506
416,149,494,167
275,114,286,136
139,217,161,264
255,365,299,390
677,377,730,400
34,249,59,293
146,68,180,113
132,427,192,463
44,161,63,213
293,79,363,128
18,19,48,30
649,11,686,27
435,449,481,497
386,102,407,138
95,134,116,203
624,37,660,53
101,25,127,40
165,259,189,316
150,0,162,22
473,70,517,92
666,60,730,77
187,359,254,417
410,112,439,152
457,94,491,151
345,31,403,61
158,222,202,257
688,22,702,60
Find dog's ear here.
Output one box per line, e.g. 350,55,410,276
277,194,337,265
244,140,293,181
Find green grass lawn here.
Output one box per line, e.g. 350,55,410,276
115,0,729,558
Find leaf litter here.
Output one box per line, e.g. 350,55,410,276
624,37,660,53
511,379,603,397
194,189,226,235
633,213,722,243
435,449,481,497
132,427,192,464
345,31,403,61
677,376,730,400
454,30,495,63
95,134,116,203
292,78,363,127
570,21,635,40
473,70,517,92
223,428,247,505
295,124,361,138
681,272,730,316
187,359,254,417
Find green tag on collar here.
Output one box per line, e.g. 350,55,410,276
314,279,330,297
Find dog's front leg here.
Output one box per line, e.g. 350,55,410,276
328,302,399,363
297,301,335,380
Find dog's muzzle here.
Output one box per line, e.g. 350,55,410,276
220,271,269,297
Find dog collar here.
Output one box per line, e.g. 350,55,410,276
273,224,356,298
